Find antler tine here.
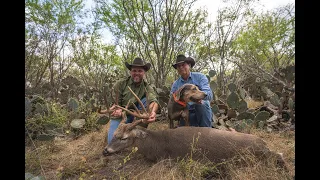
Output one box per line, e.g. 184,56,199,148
115,105,149,119
127,86,148,114
98,86,113,114
125,100,131,109
127,119,143,130
131,102,140,115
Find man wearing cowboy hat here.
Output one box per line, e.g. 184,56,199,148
171,54,213,127
106,57,159,144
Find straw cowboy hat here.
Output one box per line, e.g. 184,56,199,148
172,54,195,69
125,57,151,71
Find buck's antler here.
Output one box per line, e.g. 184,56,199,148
98,86,114,114
115,86,150,120
97,87,130,122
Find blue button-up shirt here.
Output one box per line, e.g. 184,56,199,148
170,72,213,101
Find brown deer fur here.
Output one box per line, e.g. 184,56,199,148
103,123,288,170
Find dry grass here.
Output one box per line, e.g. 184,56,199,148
26,119,295,180
246,99,264,109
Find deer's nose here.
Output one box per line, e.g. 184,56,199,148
102,149,109,156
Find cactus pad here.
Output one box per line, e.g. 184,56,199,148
209,70,216,77
210,81,217,91
206,75,210,82
96,115,110,125
258,121,265,129
238,100,248,113
239,88,246,100
254,111,270,122
70,119,86,129
67,98,79,112
211,104,219,115
288,98,294,110
227,92,239,109
270,94,280,107
228,83,237,92
237,112,255,121
227,109,237,118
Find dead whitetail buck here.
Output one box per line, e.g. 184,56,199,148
168,83,207,128
102,87,289,171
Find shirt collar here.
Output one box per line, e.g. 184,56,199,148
179,72,192,82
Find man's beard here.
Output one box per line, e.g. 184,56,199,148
133,76,142,83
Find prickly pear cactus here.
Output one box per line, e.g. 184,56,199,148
238,100,248,113
34,103,45,115
209,70,216,77
70,119,86,129
228,83,237,92
67,98,79,112
234,119,254,132
270,94,280,107
238,88,245,100
288,98,294,110
227,109,237,119
237,112,255,121
206,75,210,82
30,95,46,105
254,111,270,121
210,81,217,91
96,115,110,125
211,104,220,115
254,111,270,128
258,121,265,129
227,92,239,109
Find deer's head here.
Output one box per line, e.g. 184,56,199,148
102,120,147,156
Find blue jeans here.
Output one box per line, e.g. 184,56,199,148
107,97,147,144
179,100,213,127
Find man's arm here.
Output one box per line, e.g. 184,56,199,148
198,74,213,101
144,101,159,123
144,83,160,123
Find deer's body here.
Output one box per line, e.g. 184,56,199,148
104,125,287,168
103,85,288,170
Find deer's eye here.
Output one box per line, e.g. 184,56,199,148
121,137,128,141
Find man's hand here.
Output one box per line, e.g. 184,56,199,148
144,111,156,123
110,104,122,118
142,102,159,123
